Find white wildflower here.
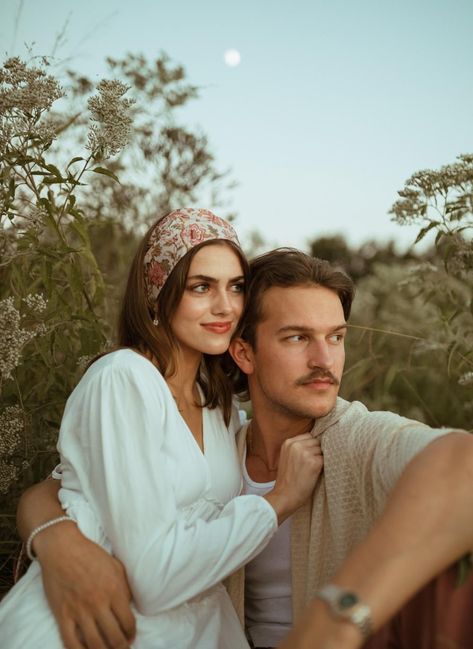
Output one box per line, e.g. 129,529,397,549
412,340,445,355
0,57,63,116
0,297,35,381
86,79,134,159
77,354,94,371
458,371,473,387
0,296,47,382
0,460,18,494
0,405,23,458
23,293,47,314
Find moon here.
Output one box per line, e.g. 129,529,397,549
224,49,241,67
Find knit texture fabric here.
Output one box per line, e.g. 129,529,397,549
226,397,453,624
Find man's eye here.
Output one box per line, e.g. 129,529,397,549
286,335,306,342
329,334,344,343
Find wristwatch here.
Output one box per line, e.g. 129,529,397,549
315,584,372,640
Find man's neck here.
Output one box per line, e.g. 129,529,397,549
245,412,314,483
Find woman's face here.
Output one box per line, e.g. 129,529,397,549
171,243,245,357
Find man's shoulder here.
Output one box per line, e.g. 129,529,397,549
318,399,443,458
331,398,428,433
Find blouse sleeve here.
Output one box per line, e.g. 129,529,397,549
58,354,277,616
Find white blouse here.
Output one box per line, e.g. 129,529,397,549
0,349,277,649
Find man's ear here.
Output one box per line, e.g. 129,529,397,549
229,338,254,375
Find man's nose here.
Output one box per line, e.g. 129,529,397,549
307,341,333,369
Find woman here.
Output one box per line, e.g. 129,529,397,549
1,208,322,649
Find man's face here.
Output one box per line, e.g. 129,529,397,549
232,285,346,422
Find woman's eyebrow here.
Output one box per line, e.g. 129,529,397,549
187,274,245,282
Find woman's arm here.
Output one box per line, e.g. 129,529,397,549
17,479,63,541
17,480,136,649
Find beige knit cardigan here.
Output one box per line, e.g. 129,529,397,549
225,398,451,625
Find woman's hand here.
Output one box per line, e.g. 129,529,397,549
265,433,323,524
17,480,135,648
36,522,136,649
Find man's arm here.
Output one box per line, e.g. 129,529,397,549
17,480,136,649
278,432,473,648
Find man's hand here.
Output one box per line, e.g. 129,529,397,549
278,599,362,649
36,523,136,649
265,434,323,524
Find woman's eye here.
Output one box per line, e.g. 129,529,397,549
190,284,209,293
231,282,245,293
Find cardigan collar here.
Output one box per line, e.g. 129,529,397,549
309,397,352,439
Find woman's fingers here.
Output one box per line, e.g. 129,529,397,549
59,617,88,649
58,604,132,649
76,615,109,649
97,608,133,649
38,528,135,649
112,598,137,644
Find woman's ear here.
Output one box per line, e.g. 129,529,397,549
229,338,254,375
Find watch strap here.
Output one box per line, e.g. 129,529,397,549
315,584,372,640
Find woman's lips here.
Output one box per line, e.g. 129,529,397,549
201,322,232,334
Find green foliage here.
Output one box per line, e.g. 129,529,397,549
340,154,473,432
341,262,472,429
0,58,136,574
390,154,473,241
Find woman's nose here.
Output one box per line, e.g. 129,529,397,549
212,290,232,315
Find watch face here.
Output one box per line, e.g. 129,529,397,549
339,592,359,609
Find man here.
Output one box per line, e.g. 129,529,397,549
225,248,473,649
16,249,473,649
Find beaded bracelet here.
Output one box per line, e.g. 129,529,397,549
26,515,77,561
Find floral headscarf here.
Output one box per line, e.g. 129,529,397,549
143,208,240,308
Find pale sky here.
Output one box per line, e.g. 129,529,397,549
2,0,473,251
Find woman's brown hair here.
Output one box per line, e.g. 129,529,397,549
118,219,249,425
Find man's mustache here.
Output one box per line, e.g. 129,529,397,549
296,369,340,386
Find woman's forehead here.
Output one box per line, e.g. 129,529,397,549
187,243,243,276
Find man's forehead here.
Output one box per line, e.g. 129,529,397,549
258,284,344,325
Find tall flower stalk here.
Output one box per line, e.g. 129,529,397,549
0,57,134,548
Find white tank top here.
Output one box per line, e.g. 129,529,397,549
242,456,293,647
